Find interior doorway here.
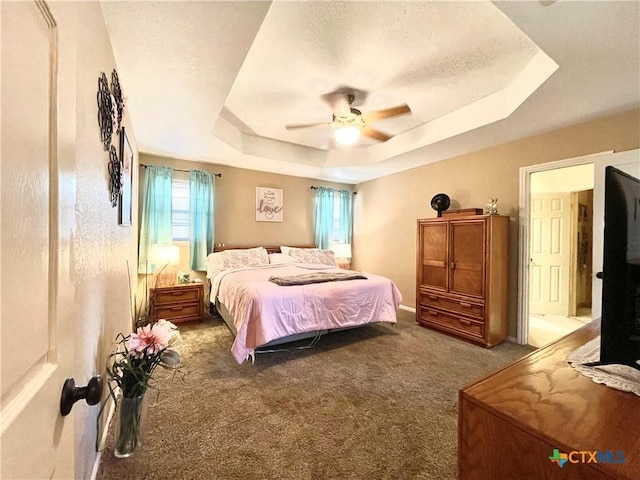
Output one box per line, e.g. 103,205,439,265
527,165,594,347
518,149,640,347
517,153,608,347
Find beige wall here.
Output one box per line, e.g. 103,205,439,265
139,153,351,279
354,108,640,337
66,3,138,478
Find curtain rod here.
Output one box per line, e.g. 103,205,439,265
140,163,222,178
311,186,356,194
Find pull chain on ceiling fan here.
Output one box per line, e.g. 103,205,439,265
285,89,411,145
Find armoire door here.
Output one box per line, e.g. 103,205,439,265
449,220,485,298
419,222,448,291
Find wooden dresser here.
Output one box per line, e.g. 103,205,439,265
459,320,640,480
416,213,509,347
149,282,204,325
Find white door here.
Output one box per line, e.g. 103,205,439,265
1,2,75,478
529,192,572,316
592,149,640,319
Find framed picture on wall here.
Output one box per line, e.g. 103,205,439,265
118,127,133,226
256,187,283,222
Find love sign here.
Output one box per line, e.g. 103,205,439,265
256,187,284,222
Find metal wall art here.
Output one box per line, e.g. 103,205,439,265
111,70,124,134
97,69,127,150
108,144,122,208
97,72,113,151
98,69,128,212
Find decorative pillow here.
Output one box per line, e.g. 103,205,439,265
286,247,337,266
268,252,300,265
220,247,269,270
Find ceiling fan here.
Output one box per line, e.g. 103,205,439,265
285,88,412,145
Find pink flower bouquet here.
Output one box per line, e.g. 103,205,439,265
107,319,181,399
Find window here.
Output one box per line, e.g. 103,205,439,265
172,178,190,241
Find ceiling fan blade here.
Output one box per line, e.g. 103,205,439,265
285,122,330,130
362,104,411,123
361,127,392,142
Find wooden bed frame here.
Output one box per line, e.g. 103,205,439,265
212,244,316,254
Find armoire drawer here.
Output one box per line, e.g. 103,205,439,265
418,306,484,340
419,292,484,319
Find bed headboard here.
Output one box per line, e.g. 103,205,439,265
212,245,316,254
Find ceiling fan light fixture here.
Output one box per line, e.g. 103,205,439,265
334,126,361,146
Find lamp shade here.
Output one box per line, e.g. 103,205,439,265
334,126,360,146
332,243,352,259
148,243,180,268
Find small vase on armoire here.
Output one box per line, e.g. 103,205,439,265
415,211,509,347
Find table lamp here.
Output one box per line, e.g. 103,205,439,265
332,243,352,269
148,243,180,287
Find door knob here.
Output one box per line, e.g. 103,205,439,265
60,375,103,416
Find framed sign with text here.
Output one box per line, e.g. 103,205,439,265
256,187,283,222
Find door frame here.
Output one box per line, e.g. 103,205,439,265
516,151,612,345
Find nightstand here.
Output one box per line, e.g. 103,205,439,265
149,283,204,325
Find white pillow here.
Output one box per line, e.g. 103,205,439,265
205,252,225,278
268,253,300,265
280,246,292,255
286,247,337,266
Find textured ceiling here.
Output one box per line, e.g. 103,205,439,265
101,1,640,184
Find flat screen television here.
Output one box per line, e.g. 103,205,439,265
584,165,640,370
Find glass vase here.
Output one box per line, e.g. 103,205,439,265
114,393,148,458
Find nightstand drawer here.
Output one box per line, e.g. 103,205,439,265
153,286,201,305
153,302,200,322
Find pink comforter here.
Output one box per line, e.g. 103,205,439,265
210,264,402,364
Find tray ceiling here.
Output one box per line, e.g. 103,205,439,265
101,1,640,183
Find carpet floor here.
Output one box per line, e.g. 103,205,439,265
97,309,534,480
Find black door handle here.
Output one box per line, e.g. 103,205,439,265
596,271,603,279
60,376,103,416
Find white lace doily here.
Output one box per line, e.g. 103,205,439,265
566,336,640,396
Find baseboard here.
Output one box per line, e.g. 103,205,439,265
399,304,416,313
507,335,518,344
90,395,117,480
90,449,103,480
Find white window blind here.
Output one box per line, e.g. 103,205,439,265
332,192,341,243
172,178,190,241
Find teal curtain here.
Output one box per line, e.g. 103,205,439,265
189,170,215,271
314,187,334,249
138,166,174,274
337,190,353,250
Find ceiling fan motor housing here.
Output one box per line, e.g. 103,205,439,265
331,108,365,128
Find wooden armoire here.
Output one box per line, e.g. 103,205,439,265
416,212,509,347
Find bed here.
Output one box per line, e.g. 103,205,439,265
206,245,402,364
